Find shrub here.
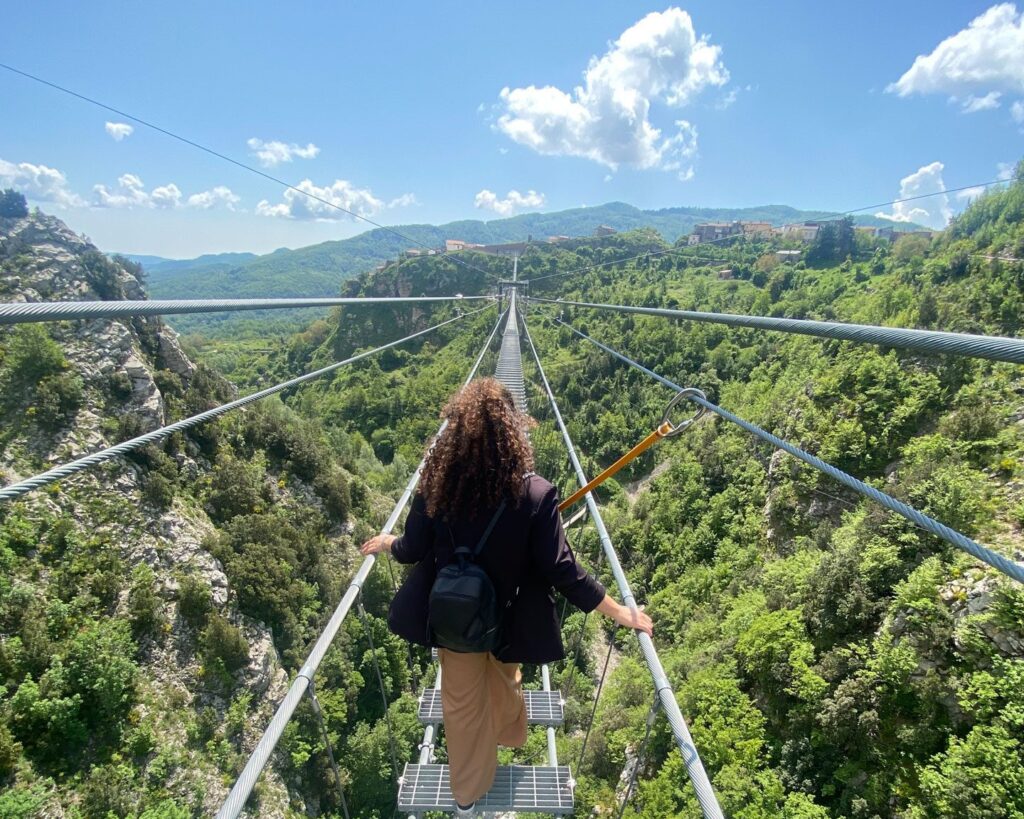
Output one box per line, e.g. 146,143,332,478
128,565,165,640
177,575,213,628
107,371,133,399
34,372,83,428
79,762,137,817
205,456,268,523
0,189,28,218
143,472,176,509
0,325,66,395
0,719,19,778
314,467,351,521
80,250,126,300
202,614,249,674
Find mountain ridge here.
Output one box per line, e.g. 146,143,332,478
142,200,913,335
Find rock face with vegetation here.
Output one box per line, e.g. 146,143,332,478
0,210,403,817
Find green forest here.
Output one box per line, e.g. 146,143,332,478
1,165,1023,818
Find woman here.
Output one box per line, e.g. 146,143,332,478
360,378,653,816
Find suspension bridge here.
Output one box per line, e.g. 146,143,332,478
1,255,1022,817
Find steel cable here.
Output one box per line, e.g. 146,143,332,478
0,62,504,284
522,316,724,819
576,625,616,774
307,682,352,819
0,305,491,503
357,598,402,791
218,310,505,819
530,296,1024,365
554,316,1024,586
615,699,660,819
0,295,491,326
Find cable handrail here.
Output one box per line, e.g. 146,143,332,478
553,316,1024,586
0,305,492,503
0,295,491,326
217,308,506,819
529,296,1024,365
521,317,725,819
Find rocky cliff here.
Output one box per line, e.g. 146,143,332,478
0,212,360,816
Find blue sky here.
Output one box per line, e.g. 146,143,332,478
1,1,1022,257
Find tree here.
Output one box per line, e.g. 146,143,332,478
0,189,28,218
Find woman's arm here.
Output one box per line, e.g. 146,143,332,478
360,493,433,564
360,533,396,556
596,595,654,636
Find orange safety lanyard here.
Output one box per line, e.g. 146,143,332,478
558,421,673,512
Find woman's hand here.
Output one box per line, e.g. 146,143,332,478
360,534,396,556
617,604,653,637
596,595,654,637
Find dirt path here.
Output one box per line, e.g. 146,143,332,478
622,459,671,505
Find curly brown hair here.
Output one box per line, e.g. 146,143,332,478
418,378,534,522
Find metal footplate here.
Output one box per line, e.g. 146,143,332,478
397,763,575,814
417,688,564,726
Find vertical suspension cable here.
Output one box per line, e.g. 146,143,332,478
615,698,661,819
307,681,352,819
522,317,724,819
576,627,616,773
357,598,402,789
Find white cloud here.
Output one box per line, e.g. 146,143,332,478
256,178,383,221
1012,100,1024,122
0,159,85,208
997,161,1017,180
495,7,726,178
715,88,739,110
93,173,182,209
888,4,1024,121
875,161,952,230
247,138,320,168
473,189,546,216
955,186,987,201
961,91,1002,111
187,186,241,210
105,121,134,141
387,193,419,208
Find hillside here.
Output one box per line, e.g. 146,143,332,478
0,211,416,816
2,173,1021,817
144,202,902,339
262,169,1024,817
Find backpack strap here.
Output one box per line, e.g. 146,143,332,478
454,501,507,559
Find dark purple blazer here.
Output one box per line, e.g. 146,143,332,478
388,474,605,664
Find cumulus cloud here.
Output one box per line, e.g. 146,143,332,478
93,173,182,209
474,189,546,216
256,178,383,220
247,138,320,168
955,186,987,201
495,7,726,179
1012,100,1024,123
387,193,419,208
105,121,134,141
187,186,241,210
0,159,85,208
961,91,1002,111
875,161,952,230
888,4,1024,120
997,161,1017,180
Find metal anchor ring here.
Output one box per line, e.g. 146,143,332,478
660,388,707,438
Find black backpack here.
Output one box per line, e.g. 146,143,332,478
428,501,506,653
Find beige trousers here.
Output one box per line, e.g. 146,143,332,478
438,648,528,805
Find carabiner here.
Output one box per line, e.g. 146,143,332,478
660,388,707,438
